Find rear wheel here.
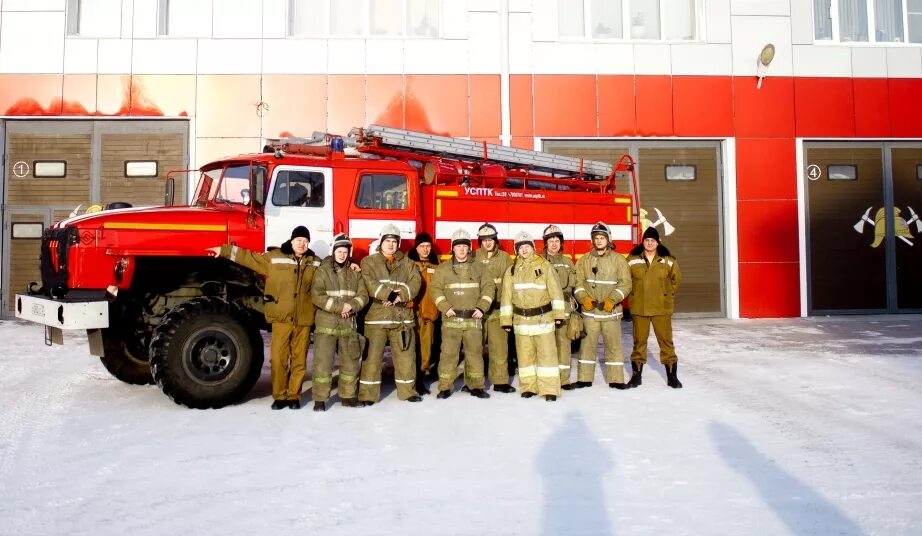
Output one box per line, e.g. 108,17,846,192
149,297,264,409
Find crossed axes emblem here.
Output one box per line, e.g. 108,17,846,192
853,206,920,247
639,207,675,237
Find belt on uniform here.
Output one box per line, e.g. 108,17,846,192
453,309,477,319
513,303,553,317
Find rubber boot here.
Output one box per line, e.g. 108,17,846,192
561,383,578,391
289,400,301,410
544,395,557,402
521,392,536,399
416,379,431,395
666,363,683,389
271,400,288,410
436,390,452,399
573,381,592,389
608,382,629,390
493,384,516,393
341,398,359,407
627,361,643,388
470,388,491,399
407,395,423,402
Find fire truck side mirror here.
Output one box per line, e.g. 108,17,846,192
164,178,175,206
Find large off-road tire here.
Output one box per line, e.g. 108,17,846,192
99,329,154,385
149,297,264,409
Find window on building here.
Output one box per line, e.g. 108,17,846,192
665,165,697,182
356,174,409,210
828,165,858,180
33,161,67,178
289,0,439,38
124,161,158,178
814,0,922,42
158,0,212,37
272,170,325,207
66,0,121,37
558,0,697,41
12,223,44,240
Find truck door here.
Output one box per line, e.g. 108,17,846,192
264,165,334,257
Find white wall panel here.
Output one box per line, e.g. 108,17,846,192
64,38,98,73
213,0,263,38
0,12,65,73
531,42,596,74
131,39,197,74
441,0,469,39
730,16,793,76
792,44,851,77
132,0,158,38
730,0,790,16
886,47,922,78
508,12,534,73
531,0,556,42
851,47,887,78
263,39,328,74
262,0,287,39
593,42,634,74
509,0,532,12
633,43,671,75
789,0,814,44
97,38,132,73
366,39,404,74
468,11,502,73
1,0,64,10
469,0,500,11
326,39,366,74
198,39,262,74
120,0,133,37
405,39,469,73
670,43,732,75
704,0,732,43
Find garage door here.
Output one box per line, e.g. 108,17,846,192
545,141,724,315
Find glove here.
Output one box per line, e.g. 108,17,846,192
582,297,596,311
554,319,563,326
603,298,616,312
405,300,414,308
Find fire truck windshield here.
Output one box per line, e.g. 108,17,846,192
191,164,262,207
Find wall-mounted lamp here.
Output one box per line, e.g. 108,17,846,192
756,44,775,89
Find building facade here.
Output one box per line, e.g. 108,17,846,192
1,0,920,318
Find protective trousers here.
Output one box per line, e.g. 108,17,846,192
554,322,573,384
515,332,561,396
417,318,436,374
359,327,419,402
484,313,510,385
630,314,678,365
269,322,309,402
577,317,626,384
312,332,361,402
437,326,485,391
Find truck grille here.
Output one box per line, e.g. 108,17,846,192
39,226,77,296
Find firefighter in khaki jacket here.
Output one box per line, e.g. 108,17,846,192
473,223,516,393
207,225,319,410
571,222,632,390
626,226,683,389
541,224,578,389
430,229,496,399
407,232,440,393
500,231,566,401
309,233,369,411
358,224,423,405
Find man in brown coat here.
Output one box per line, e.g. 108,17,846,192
408,232,440,393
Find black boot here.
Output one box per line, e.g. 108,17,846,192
521,392,536,399
341,398,359,407
627,362,643,388
360,400,375,407
271,399,288,410
561,383,578,391
608,382,629,390
544,394,557,402
470,388,491,399
573,381,592,389
416,380,431,395
407,395,423,402
493,384,516,393
313,401,325,412
289,400,301,410
666,363,683,389
461,385,471,393
436,389,452,399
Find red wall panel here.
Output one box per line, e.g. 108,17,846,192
888,78,922,138
673,76,733,137
733,76,796,138
736,138,797,200
405,74,469,136
470,75,502,139
794,77,855,137
739,262,801,318
737,199,799,263
635,75,673,136
852,78,890,137
598,75,635,136
533,75,597,136
510,74,534,138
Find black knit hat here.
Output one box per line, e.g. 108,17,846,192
290,225,311,241
414,232,433,248
642,226,660,243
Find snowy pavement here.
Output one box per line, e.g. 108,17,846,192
1,315,920,536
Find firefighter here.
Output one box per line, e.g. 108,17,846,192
627,226,683,388
429,229,496,399
309,233,369,411
500,231,565,401
541,224,578,389
358,224,423,405
572,221,632,389
408,232,440,393
473,222,516,393
206,225,319,410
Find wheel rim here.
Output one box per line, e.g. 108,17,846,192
181,327,239,384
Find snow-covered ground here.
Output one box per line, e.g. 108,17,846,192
1,315,921,536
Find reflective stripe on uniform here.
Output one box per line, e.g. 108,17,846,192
578,359,595,364
481,295,493,303
313,376,332,383
614,289,625,301
395,378,415,384
325,297,335,311
536,366,559,378
229,245,238,262
513,323,555,335
581,311,623,319
493,277,502,284
551,299,564,311
311,260,321,267
340,374,357,382
518,365,537,378
514,283,547,290
326,289,357,297
434,296,447,305
359,380,381,385
499,305,513,315
446,282,479,289
378,279,411,292
559,364,571,369
667,259,674,267
365,320,415,325
271,258,297,265
315,326,354,336
604,361,624,367
573,286,586,295
628,258,645,266
585,278,618,285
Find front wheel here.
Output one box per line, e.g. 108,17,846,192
149,297,264,409
99,329,154,385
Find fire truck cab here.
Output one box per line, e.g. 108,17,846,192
15,125,638,409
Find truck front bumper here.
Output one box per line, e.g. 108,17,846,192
15,294,109,330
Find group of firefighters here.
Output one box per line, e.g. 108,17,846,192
207,220,683,412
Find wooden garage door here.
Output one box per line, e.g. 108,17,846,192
5,215,47,313
101,133,186,206
6,134,92,207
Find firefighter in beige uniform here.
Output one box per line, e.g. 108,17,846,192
627,226,683,389
541,224,578,389
310,233,369,411
408,232,440,392
430,229,496,399
207,225,318,410
473,223,516,393
572,222,632,389
358,224,423,405
500,232,566,401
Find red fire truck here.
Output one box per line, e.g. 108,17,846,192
15,125,638,409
